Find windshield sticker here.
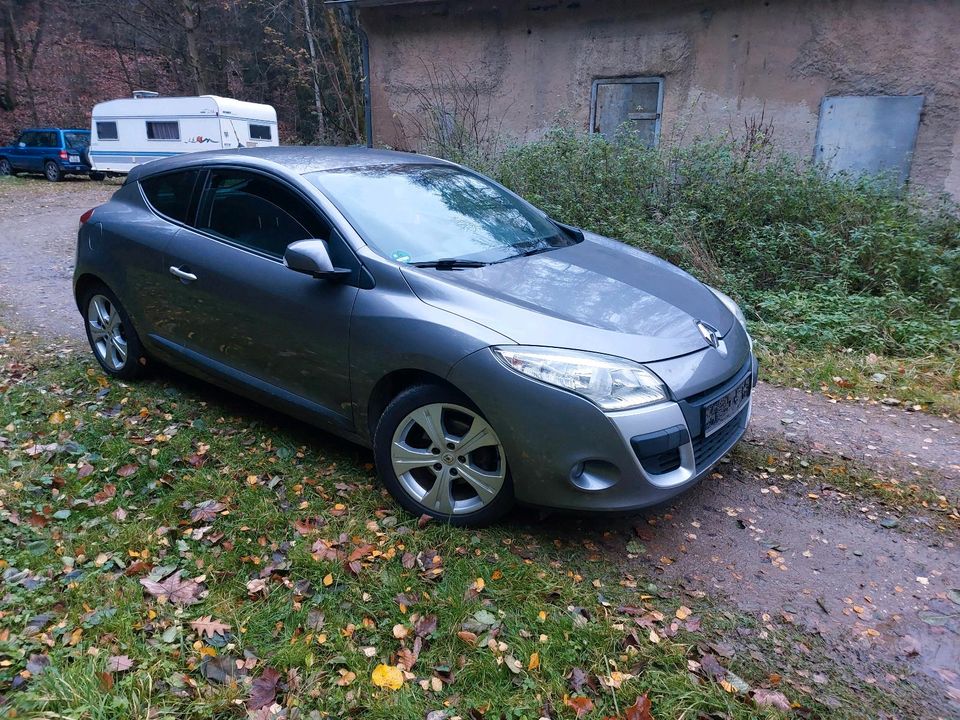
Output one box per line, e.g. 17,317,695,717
391,250,412,263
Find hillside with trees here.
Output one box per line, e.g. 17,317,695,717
0,0,364,143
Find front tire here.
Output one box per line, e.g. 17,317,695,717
44,161,62,182
374,384,514,526
81,285,148,379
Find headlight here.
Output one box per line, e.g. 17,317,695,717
492,346,668,411
708,286,747,331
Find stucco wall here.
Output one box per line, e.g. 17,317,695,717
361,0,960,199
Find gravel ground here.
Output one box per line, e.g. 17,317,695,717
2,177,958,717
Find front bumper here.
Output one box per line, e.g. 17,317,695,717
447,346,757,512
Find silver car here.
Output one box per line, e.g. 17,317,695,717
74,147,756,525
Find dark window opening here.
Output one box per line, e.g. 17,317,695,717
196,169,329,257
146,121,180,141
249,123,272,140
141,170,201,223
96,122,118,141
590,77,664,146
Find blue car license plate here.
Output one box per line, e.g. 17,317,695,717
703,374,751,437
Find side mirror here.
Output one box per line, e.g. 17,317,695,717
284,240,351,282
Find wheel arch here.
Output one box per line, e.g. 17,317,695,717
74,273,109,312
365,369,467,440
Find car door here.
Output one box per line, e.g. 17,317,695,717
161,167,360,431
10,131,34,171
32,131,54,171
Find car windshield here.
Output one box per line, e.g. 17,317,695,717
306,164,578,264
64,132,89,150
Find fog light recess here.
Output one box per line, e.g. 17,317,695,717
568,460,620,491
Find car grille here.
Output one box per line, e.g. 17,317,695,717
692,405,749,471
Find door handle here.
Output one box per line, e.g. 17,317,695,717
169,266,197,282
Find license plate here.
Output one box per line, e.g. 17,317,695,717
703,374,751,437
69,155,80,163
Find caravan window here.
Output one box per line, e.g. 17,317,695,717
249,123,272,141
141,170,201,224
196,169,329,257
146,121,180,141
96,122,118,141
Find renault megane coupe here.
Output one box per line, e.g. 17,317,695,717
74,147,757,525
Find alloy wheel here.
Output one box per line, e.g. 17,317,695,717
390,403,506,515
87,294,128,371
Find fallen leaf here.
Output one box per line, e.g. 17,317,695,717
564,696,594,718
753,689,791,711
139,570,203,605
371,663,404,690
247,667,281,710
624,694,653,720
106,655,134,672
335,669,356,686
190,500,225,523
528,651,540,670
117,464,138,477
190,616,231,639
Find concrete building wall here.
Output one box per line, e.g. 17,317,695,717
360,0,960,199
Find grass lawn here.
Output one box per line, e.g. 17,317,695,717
0,335,921,719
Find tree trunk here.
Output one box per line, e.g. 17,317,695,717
1,4,16,112
181,0,204,94
323,6,361,143
300,0,326,142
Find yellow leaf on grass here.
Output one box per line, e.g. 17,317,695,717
322,574,333,587
371,663,404,690
675,605,691,620
528,652,540,670
49,411,65,425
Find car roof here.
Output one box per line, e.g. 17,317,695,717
126,146,450,184
21,128,88,132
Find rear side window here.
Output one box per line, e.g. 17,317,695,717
64,132,89,149
146,121,180,140
249,123,272,140
96,122,118,140
195,169,328,257
19,132,38,147
141,170,201,223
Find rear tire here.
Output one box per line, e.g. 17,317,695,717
80,284,148,380
373,384,514,526
44,161,62,182
0,158,11,176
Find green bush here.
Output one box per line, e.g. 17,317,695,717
488,128,960,356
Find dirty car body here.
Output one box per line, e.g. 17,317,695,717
74,146,757,525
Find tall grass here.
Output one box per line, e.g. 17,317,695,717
471,128,960,356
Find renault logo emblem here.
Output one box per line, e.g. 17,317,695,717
697,320,720,348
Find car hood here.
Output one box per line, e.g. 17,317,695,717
400,233,734,363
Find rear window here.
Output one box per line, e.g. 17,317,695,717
96,122,118,141
64,132,89,150
249,123,272,140
141,170,201,223
146,121,180,141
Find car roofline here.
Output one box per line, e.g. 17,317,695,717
125,146,455,185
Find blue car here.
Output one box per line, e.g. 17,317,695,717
0,128,100,182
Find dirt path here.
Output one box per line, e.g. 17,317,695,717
0,179,113,341
2,180,959,718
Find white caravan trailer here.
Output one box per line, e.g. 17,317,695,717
89,92,278,174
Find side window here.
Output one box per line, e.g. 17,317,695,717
18,132,36,147
249,123,272,140
141,170,201,223
96,121,118,140
146,121,180,141
196,169,329,257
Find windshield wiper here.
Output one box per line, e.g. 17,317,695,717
411,258,488,270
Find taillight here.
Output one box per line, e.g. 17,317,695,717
59,149,68,160
79,207,95,225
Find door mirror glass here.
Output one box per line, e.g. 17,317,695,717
284,240,350,281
